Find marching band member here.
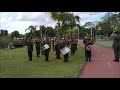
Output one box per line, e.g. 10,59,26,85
43,39,50,61
26,39,33,61
62,38,70,62
35,37,41,58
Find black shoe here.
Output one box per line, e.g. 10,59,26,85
28,60,32,61
89,60,91,61
89,58,91,61
44,60,48,61
113,59,119,62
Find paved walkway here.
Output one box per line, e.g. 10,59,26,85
79,40,120,78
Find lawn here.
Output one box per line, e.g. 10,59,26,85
0,44,85,78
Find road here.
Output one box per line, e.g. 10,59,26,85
96,40,113,47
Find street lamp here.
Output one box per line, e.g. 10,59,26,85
40,26,42,38
90,13,94,36
77,21,80,40
91,26,92,35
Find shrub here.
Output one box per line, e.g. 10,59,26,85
0,36,13,49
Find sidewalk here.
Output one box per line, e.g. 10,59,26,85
79,40,120,78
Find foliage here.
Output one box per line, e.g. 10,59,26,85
10,30,21,38
0,36,13,49
0,29,8,36
96,12,120,37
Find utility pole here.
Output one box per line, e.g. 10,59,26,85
78,21,80,40
40,26,42,39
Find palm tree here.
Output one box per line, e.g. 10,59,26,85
75,16,81,39
25,25,37,39
48,12,75,38
67,15,81,38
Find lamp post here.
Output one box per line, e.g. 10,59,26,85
40,26,42,39
78,27,79,40
91,26,92,35
90,13,94,36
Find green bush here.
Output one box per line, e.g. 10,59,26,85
0,36,13,49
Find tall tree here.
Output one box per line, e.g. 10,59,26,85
48,12,75,38
25,25,37,39
10,30,20,38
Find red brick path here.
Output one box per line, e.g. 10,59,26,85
79,40,120,78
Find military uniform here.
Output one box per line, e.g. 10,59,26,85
70,38,75,56
63,39,69,62
35,39,41,57
83,37,92,61
26,39,33,61
43,40,50,61
41,39,45,55
113,32,120,62
52,38,55,51
74,38,78,53
55,41,61,59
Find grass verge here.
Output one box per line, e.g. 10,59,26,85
0,45,85,78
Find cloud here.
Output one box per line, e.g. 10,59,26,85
73,12,106,22
3,21,33,34
0,12,107,34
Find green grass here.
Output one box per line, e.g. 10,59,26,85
0,45,85,78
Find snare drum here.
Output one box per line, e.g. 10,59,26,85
60,47,70,55
43,44,50,50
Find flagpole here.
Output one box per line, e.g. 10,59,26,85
0,49,2,72
8,44,12,60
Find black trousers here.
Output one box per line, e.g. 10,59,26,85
44,49,49,61
114,46,120,60
36,47,40,57
52,43,55,51
55,46,61,59
85,46,91,60
28,51,33,60
64,53,69,62
56,49,61,59
56,53,60,59
71,44,75,56
85,50,91,60
75,44,77,52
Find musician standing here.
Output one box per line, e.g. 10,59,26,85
41,38,45,55
83,37,92,61
55,40,62,59
63,39,70,62
35,37,41,58
26,39,33,61
44,39,50,61
74,37,78,53
70,37,75,56
52,37,55,51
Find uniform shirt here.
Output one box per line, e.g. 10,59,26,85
113,35,120,42
27,42,33,51
35,40,40,47
113,35,120,47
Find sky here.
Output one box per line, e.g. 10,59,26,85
0,12,108,34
